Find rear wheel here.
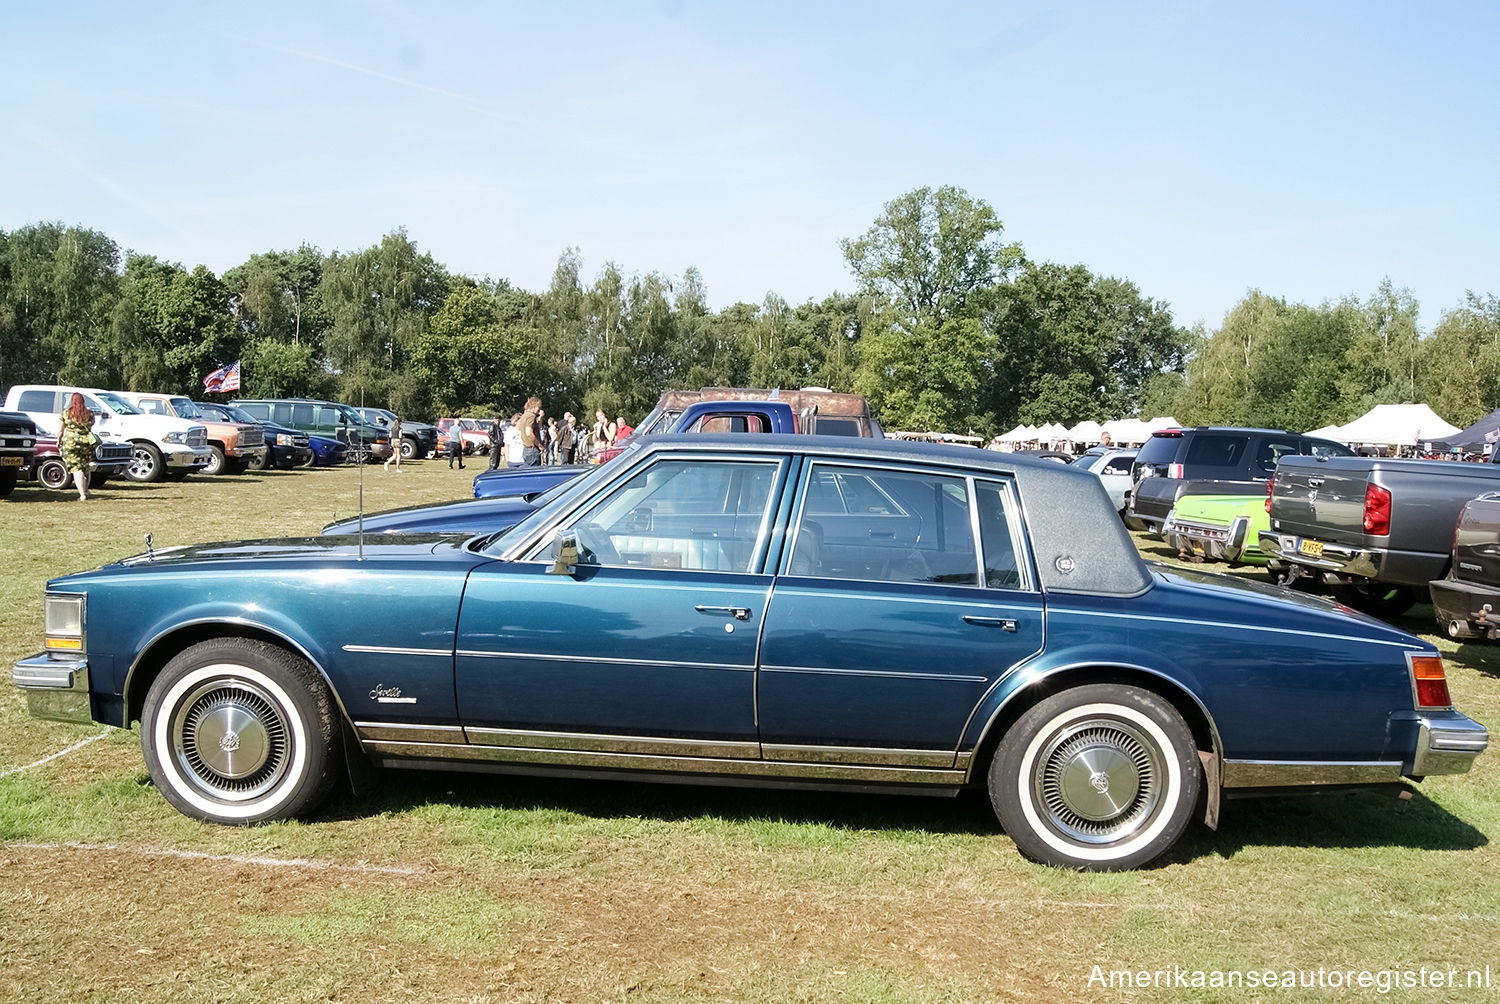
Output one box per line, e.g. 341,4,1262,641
989,684,1201,870
126,442,166,483
141,638,342,824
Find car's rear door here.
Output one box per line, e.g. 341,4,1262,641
756,461,1045,766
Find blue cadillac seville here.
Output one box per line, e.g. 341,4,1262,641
12,435,1488,870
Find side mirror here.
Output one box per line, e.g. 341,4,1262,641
548,530,579,576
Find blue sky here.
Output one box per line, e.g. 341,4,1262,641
4,1,1495,331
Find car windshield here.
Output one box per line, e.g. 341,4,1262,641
214,404,257,423
171,397,202,418
1071,454,1102,471
479,446,635,555
459,419,478,430
94,391,141,414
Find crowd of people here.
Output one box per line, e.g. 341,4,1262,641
446,397,636,470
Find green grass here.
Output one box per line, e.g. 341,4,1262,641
0,461,1497,1002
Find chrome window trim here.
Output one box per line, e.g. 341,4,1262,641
507,453,789,576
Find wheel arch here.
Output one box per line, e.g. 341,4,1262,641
122,620,354,734
966,663,1221,790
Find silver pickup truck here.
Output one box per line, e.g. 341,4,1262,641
1259,454,1500,616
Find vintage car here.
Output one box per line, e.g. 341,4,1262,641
12,435,1488,870
472,464,593,499
25,434,135,491
1163,489,1272,566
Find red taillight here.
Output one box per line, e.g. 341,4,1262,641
1264,478,1274,513
1168,463,1184,479
1364,483,1392,535
1409,654,1452,709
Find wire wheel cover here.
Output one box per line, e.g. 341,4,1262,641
171,677,292,800
1034,718,1162,844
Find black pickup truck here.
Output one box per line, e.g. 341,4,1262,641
1126,426,1352,535
0,410,38,498
1260,455,1500,616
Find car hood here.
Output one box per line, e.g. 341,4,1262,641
1144,561,1423,647
105,534,471,568
323,495,537,535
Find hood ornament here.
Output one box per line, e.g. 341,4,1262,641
144,532,155,561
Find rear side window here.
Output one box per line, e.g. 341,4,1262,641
291,404,316,427
16,390,60,412
1253,437,1303,473
1133,434,1181,469
1183,434,1249,469
237,402,270,420
1100,456,1134,476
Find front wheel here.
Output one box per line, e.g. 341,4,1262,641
203,445,227,476
141,638,342,824
989,684,1201,870
126,442,166,482
245,449,271,472
399,438,416,460
37,458,71,490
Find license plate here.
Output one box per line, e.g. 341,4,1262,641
1,456,22,466
1298,539,1324,557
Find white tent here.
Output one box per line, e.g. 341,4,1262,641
998,424,1030,443
1068,419,1103,442
1327,404,1461,446
1145,416,1179,432
1304,424,1347,441
1101,418,1152,445
1039,422,1070,440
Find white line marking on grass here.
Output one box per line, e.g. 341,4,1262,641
0,730,111,778
14,842,425,876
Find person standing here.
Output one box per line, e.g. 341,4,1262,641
517,396,543,467
383,417,403,472
556,412,576,465
59,392,98,501
504,412,525,468
592,409,615,461
614,415,634,440
487,414,504,471
546,417,560,464
446,420,465,469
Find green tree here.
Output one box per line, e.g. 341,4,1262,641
0,223,121,388
110,256,237,394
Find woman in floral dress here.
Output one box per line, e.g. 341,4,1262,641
59,392,98,501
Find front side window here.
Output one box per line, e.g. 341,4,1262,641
1183,434,1249,469
545,458,780,573
789,464,977,585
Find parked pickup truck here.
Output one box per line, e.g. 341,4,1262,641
4,385,212,482
122,392,267,475
0,410,37,498
1429,492,1500,641
1259,455,1500,616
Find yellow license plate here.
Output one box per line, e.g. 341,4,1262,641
0,456,23,466
1298,539,1324,557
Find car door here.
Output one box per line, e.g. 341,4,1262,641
757,462,1044,765
455,454,790,758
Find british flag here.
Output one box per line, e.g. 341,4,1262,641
203,360,241,393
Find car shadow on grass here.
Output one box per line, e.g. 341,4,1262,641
317,769,1488,863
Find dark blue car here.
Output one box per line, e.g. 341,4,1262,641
472,464,591,498
12,435,1487,870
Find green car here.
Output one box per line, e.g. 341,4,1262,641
1163,491,1270,565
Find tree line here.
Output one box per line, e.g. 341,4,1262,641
2,185,1497,434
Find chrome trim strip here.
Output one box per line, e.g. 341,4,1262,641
455,649,754,671
342,644,451,657
465,727,760,759
354,721,466,744
1220,759,1402,787
759,664,989,683
363,739,966,784
1058,604,1420,650
761,744,956,767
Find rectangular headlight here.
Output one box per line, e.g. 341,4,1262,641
44,594,85,652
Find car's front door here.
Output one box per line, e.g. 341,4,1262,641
455,455,789,760
757,462,1045,768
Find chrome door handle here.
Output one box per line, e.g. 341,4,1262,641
964,615,1017,632
696,605,751,621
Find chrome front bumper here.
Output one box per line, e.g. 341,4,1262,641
164,447,214,469
12,653,93,724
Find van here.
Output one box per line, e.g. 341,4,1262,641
232,398,392,462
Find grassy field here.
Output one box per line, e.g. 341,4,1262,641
1,460,1498,1003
